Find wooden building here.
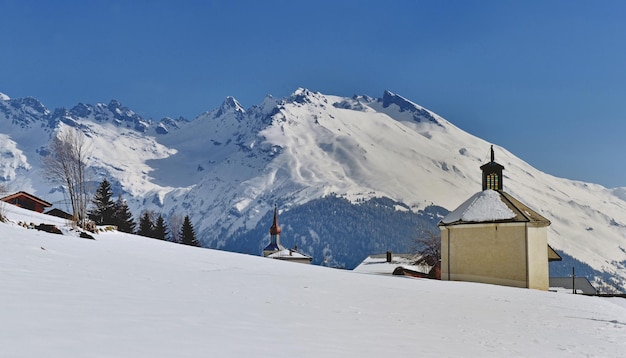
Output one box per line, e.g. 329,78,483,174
1,191,52,213
438,147,557,290
45,208,74,220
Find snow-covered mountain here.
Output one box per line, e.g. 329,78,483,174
1,88,626,292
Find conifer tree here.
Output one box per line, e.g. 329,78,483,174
180,215,199,247
153,214,169,240
113,196,136,233
137,211,155,238
88,179,116,225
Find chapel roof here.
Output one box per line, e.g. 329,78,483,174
439,189,550,227
440,145,550,227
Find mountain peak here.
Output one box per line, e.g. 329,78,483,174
381,90,415,110
288,88,324,105
223,96,245,111
107,99,126,113
0,92,10,101
381,90,441,125
216,96,245,117
12,96,49,116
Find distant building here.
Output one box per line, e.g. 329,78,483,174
267,248,313,264
354,252,437,278
438,146,560,290
549,277,597,295
45,208,74,220
262,205,312,264
1,191,52,213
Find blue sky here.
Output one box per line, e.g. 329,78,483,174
2,1,626,187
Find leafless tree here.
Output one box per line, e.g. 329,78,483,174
168,213,183,243
0,184,6,222
42,128,91,225
413,227,441,266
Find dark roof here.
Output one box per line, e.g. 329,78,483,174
549,277,597,295
263,242,283,252
479,161,504,171
547,245,562,262
499,191,551,226
44,208,73,219
1,191,52,207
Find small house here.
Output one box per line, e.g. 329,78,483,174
354,252,435,277
1,191,52,213
45,208,74,220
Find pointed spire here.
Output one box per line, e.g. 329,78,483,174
480,146,505,191
269,204,281,235
263,204,285,256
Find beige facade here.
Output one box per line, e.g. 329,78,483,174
440,222,549,290
438,147,553,290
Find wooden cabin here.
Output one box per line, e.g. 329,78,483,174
1,191,52,213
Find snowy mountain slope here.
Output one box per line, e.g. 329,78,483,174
0,96,186,202
165,89,626,290
1,89,626,292
0,96,56,193
1,204,625,358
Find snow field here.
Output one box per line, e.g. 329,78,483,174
1,205,625,357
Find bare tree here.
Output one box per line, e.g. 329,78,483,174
413,227,441,266
168,213,183,243
43,128,91,225
0,184,6,222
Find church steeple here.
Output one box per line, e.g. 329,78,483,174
263,204,285,257
269,204,281,236
480,145,505,191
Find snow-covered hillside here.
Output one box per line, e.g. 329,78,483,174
1,204,625,357
1,89,626,292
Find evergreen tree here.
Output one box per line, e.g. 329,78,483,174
137,211,155,238
153,214,169,240
180,215,199,247
113,196,136,233
88,179,116,225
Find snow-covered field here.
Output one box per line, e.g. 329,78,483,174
1,204,625,357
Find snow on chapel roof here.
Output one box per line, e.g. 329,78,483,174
440,189,515,224
440,189,551,226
